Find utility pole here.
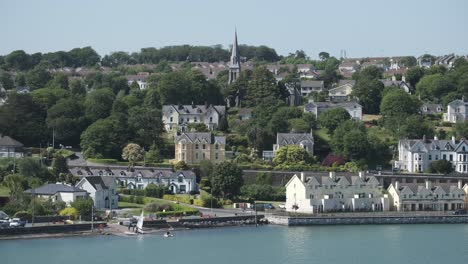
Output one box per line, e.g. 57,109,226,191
91,205,94,232
254,200,258,227
32,189,35,227
52,128,55,149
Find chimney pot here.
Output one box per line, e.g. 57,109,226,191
300,172,305,182
425,180,431,190
395,181,400,190
458,180,463,189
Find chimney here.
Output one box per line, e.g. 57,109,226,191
425,179,431,190
434,135,438,141
422,135,426,142
395,181,399,190
329,171,336,181
300,172,305,182
458,180,463,189
359,171,366,179
452,136,456,144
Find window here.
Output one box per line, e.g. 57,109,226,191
443,154,447,160
195,144,199,149
436,155,439,160
170,117,173,122
202,153,206,160
202,144,206,150
182,144,186,150
450,154,453,161
428,155,432,161
210,117,213,122
194,117,197,122
215,153,218,160
195,153,199,160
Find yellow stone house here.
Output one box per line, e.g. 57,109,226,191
174,132,225,164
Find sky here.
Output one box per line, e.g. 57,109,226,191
1,0,467,59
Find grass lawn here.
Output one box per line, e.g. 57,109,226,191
314,128,331,142
367,126,395,142
0,186,9,197
118,202,144,209
363,114,381,122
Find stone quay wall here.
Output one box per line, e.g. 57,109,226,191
266,215,468,226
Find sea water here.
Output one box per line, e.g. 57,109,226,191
1,224,468,264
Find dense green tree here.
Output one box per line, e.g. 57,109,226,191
428,160,454,174
128,106,164,147
416,74,456,100
70,197,94,217
318,108,351,134
84,88,115,122
69,79,86,95
68,47,100,67
330,120,368,161
173,160,189,171
0,70,14,90
401,56,417,67
319,51,330,60
18,158,51,181
405,66,425,88
158,71,192,105
211,161,243,199
31,88,70,111
352,78,384,114
273,145,311,165
256,172,273,185
398,115,435,139
143,87,161,109
0,94,47,146
101,51,131,67
4,50,32,70
46,98,87,145
2,174,28,201
454,122,468,138
52,155,68,179
80,116,129,158
244,66,281,107
145,144,162,164
355,66,383,80
25,66,52,90
380,89,421,135
46,73,69,90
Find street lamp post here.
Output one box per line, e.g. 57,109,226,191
91,205,94,232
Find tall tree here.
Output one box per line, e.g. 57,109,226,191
211,161,243,199
318,108,351,134
122,143,145,168
84,88,115,122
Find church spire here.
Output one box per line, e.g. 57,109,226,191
228,29,241,84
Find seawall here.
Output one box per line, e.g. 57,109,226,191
266,215,468,226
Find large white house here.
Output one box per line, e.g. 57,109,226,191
387,180,465,211
25,184,88,206
75,176,118,210
443,99,468,123
162,104,226,132
395,136,468,173
285,172,389,214
328,82,354,102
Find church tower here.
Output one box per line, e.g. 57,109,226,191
228,30,241,84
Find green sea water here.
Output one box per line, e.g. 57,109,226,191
1,224,468,264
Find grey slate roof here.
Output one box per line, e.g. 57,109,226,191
0,135,23,147
399,138,468,152
69,166,196,180
175,132,226,145
304,101,361,112
163,104,225,116
83,176,114,191
277,133,314,146
25,184,87,195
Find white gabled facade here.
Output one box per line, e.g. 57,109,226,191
395,136,468,173
76,176,118,210
162,104,226,132
285,172,389,214
443,99,468,123
388,180,466,211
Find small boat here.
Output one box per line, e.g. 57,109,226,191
136,211,145,234
163,231,174,237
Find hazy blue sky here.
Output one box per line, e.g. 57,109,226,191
1,0,467,59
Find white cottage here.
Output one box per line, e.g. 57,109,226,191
75,176,118,210
162,104,226,132
285,172,389,214
25,184,88,206
387,180,465,211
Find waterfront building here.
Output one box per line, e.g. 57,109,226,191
285,172,389,213
69,167,197,194
25,184,88,206
0,135,23,158
174,132,225,164
75,176,118,209
263,132,314,161
162,104,226,132
387,180,465,211
395,136,468,173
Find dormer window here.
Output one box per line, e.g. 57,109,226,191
120,171,126,176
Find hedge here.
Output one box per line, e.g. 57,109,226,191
156,210,199,217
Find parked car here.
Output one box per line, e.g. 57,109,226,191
453,209,467,215
9,218,26,228
278,204,286,209
0,220,10,229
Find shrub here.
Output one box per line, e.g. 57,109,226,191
70,197,94,217
144,202,171,213
13,211,32,222
156,210,199,217
135,196,144,204
59,207,79,220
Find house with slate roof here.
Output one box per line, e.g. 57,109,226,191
420,102,443,115
162,104,226,132
174,132,225,164
443,99,468,123
263,132,314,161
285,172,389,213
25,183,88,205
387,180,465,211
0,135,24,158
300,80,324,97
70,166,197,194
395,136,468,173
75,176,118,209
328,82,354,102
304,101,362,121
